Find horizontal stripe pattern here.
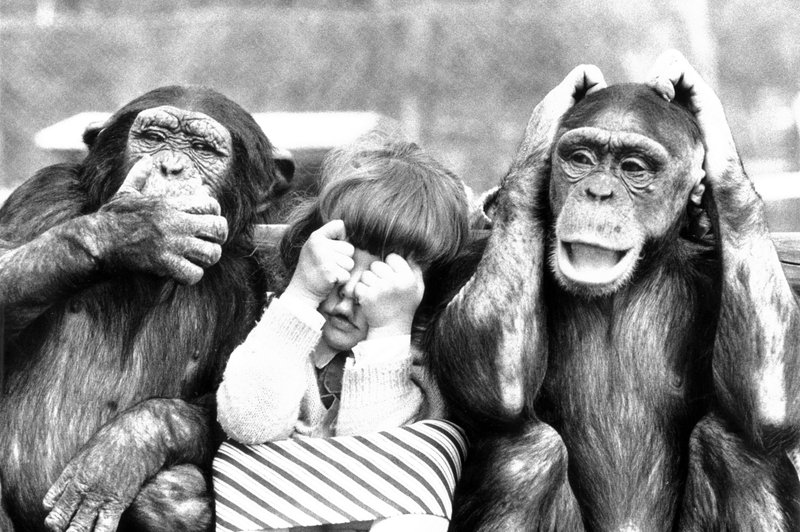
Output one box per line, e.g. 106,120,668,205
213,419,468,532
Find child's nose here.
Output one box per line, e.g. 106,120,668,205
339,271,361,301
333,295,354,314
334,281,358,313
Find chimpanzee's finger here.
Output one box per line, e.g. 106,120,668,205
182,238,223,269
44,485,82,532
65,498,102,532
164,255,205,285
646,50,699,104
183,213,229,244
93,505,124,532
166,193,222,216
117,155,154,195
561,64,606,100
43,473,70,510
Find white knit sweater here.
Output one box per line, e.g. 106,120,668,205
216,295,445,444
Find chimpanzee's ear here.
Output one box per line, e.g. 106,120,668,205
272,145,295,185
689,145,706,206
256,145,296,221
82,121,107,149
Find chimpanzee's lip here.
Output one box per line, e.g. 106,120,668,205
557,240,637,286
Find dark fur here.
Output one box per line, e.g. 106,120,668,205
0,86,279,531
428,84,800,531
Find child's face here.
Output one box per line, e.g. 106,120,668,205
317,248,381,351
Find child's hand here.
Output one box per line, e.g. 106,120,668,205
355,254,424,339
284,220,355,308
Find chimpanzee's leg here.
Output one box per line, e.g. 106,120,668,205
120,464,213,532
450,422,583,532
0,478,14,532
679,414,800,531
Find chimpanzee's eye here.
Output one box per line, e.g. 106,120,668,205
192,141,216,154
621,158,648,174
139,129,165,143
619,157,651,178
569,150,595,167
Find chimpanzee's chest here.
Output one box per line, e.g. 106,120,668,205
535,331,708,521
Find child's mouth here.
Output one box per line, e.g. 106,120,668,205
327,314,355,331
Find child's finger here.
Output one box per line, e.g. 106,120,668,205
353,281,370,305
369,259,395,280
359,270,379,288
334,254,355,273
316,219,348,241
410,260,425,294
326,266,350,287
384,253,410,273
329,239,355,258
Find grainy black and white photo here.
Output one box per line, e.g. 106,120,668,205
1,1,799,531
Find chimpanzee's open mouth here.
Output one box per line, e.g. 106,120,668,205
556,240,637,286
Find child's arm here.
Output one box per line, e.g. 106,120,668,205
337,335,423,435
217,220,355,443
216,295,323,443
337,254,426,435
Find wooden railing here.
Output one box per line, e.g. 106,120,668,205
1,228,799,391
253,225,800,293
772,233,800,289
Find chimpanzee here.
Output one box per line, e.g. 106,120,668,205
427,51,800,530
0,85,290,531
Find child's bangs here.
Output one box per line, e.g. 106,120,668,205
320,176,460,268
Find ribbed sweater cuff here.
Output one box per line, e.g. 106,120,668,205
255,297,320,356
341,356,416,407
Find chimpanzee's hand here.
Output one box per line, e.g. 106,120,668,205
646,49,739,186
92,155,229,285
512,64,607,169
43,406,165,532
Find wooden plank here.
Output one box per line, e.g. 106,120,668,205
1,227,798,389
773,232,800,265
0,304,4,392
253,224,288,251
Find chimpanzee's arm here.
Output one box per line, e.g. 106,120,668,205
43,396,215,532
649,50,800,449
427,66,607,431
0,159,227,335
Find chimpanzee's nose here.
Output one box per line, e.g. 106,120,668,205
159,154,185,178
586,182,613,201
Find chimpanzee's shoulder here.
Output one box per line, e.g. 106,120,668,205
0,163,87,241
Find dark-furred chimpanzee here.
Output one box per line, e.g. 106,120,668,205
0,86,290,531
428,51,800,530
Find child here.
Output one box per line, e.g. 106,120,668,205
216,138,470,531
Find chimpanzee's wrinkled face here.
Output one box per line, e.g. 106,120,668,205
548,87,704,298
127,105,233,198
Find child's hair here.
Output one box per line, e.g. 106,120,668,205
280,136,470,332
281,137,469,275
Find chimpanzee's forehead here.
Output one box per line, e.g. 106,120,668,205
131,105,231,143
561,84,701,155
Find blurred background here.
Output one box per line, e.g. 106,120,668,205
1,0,799,201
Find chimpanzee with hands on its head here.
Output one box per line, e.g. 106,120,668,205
0,85,290,532
428,51,800,531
